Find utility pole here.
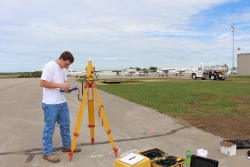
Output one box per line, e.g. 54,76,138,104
118,59,119,75
231,26,234,70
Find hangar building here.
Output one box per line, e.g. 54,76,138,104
237,53,250,76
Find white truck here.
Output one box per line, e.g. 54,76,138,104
191,65,229,80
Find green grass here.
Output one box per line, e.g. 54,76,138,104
94,77,250,120
227,75,250,81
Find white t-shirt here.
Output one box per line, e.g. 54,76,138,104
41,60,67,104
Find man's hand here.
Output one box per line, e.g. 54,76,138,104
61,82,71,89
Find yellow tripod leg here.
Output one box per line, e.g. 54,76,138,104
92,83,118,156
88,87,95,144
68,84,89,161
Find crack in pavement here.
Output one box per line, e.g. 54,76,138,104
0,126,188,163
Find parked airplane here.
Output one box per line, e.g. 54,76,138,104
167,69,185,76
125,71,134,76
66,68,86,77
66,68,100,79
156,69,169,77
124,71,149,77
156,68,191,77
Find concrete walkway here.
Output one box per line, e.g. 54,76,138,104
0,77,249,167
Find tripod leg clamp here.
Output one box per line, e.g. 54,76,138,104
106,130,111,135
74,132,79,137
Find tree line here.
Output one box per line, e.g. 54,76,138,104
17,71,42,78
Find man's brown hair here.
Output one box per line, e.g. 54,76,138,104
59,51,74,63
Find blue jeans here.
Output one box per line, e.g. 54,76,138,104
42,102,71,155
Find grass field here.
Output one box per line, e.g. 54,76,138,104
95,76,250,119
93,75,250,139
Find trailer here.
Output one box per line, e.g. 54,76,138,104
191,65,229,80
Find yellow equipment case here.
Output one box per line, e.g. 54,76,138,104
115,153,151,167
139,148,185,167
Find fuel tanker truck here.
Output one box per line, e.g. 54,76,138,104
191,65,229,80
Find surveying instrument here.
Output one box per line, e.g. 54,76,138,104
68,61,118,161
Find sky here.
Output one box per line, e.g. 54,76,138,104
1,0,250,72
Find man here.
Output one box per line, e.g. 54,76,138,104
40,51,81,163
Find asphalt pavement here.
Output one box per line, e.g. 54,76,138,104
0,76,249,167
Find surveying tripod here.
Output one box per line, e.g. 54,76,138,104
68,61,118,161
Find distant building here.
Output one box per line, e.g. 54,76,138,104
237,53,250,76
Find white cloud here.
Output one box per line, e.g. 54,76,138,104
0,0,249,72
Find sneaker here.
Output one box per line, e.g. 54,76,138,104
43,154,60,163
62,147,81,152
